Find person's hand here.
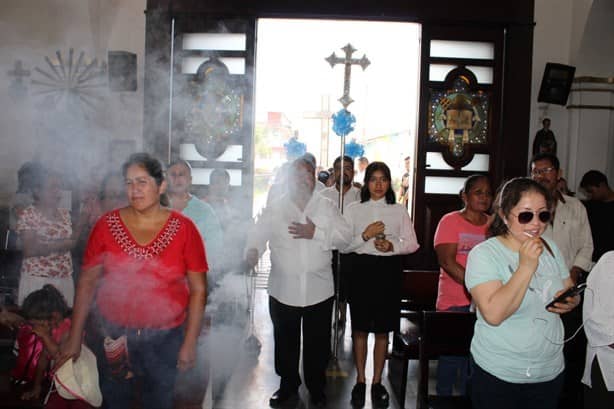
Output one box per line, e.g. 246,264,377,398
56,335,82,368
0,307,24,330
177,341,197,372
288,217,315,239
518,236,542,272
547,288,580,314
30,320,51,338
21,384,41,401
246,248,259,269
374,238,394,253
569,266,584,285
362,221,385,241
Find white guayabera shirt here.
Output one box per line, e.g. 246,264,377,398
246,192,352,307
582,251,614,390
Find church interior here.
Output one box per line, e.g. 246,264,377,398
1,0,613,408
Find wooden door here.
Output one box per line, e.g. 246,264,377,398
411,25,504,270
169,15,256,218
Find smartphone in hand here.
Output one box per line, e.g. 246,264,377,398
545,283,587,310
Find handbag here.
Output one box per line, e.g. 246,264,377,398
11,324,44,384
103,334,133,379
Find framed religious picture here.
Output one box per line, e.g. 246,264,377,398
184,58,244,160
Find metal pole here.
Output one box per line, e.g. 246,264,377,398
332,134,346,360
167,18,175,164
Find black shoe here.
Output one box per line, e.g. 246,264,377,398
350,382,366,407
371,383,389,408
310,392,327,408
269,388,298,407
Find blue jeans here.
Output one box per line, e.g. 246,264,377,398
435,305,471,396
99,324,183,409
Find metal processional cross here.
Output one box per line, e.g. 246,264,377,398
325,43,370,108
325,43,369,365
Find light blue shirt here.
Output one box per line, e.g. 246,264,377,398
465,236,569,383
182,196,224,273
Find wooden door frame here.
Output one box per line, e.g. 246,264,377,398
144,1,535,269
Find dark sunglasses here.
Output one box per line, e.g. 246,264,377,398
512,210,552,224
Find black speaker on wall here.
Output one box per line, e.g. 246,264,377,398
108,51,137,92
537,63,575,105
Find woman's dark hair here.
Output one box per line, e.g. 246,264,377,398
122,152,166,186
17,162,44,194
31,167,61,203
489,177,553,237
461,174,491,208
122,153,169,206
21,285,70,320
462,174,490,196
360,161,396,204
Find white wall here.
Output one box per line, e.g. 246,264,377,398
0,0,146,204
531,0,614,191
530,0,576,177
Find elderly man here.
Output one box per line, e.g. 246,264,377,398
246,157,352,408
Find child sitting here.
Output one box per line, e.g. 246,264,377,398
20,284,93,408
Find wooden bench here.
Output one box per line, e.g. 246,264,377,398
416,311,476,409
388,270,439,409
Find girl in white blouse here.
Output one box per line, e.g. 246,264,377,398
342,161,419,407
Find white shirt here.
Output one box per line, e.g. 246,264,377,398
342,198,420,256
543,193,594,272
582,251,614,390
319,185,361,212
246,192,352,307
355,170,365,185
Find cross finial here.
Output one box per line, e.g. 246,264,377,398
325,43,370,109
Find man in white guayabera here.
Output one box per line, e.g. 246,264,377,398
245,157,352,408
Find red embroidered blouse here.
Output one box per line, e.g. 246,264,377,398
82,210,207,329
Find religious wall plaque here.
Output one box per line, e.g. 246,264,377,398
428,69,489,167
185,58,243,160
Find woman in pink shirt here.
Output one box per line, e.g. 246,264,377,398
433,174,492,396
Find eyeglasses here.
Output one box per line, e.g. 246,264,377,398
510,210,552,224
531,167,556,177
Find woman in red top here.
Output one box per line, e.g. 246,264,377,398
59,153,207,409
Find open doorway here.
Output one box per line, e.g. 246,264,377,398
253,19,421,218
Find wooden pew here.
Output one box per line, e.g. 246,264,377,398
417,310,476,409
388,270,439,409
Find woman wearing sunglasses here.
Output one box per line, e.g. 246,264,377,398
465,177,580,409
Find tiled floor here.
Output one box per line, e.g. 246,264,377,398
209,289,431,409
